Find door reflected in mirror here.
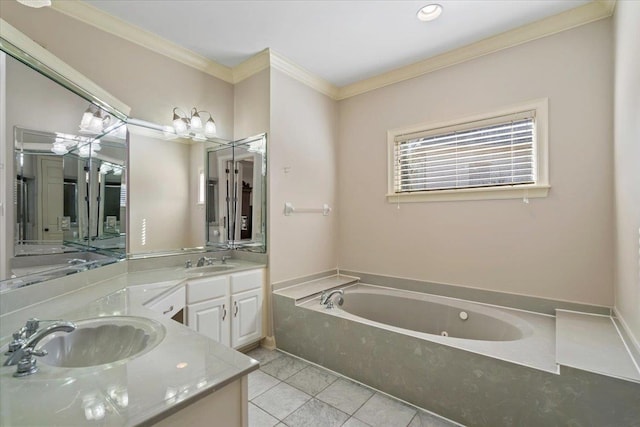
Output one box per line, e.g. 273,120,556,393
207,134,266,252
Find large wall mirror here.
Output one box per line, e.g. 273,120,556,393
127,122,267,257
1,26,129,291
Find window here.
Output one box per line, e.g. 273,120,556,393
388,99,549,202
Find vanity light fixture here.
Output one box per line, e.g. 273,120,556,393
79,105,112,135
50,134,99,156
417,3,443,22
78,140,101,158
171,107,217,139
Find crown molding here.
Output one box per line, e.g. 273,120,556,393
51,0,234,83
232,49,270,84
50,0,614,101
267,50,339,99
336,0,616,100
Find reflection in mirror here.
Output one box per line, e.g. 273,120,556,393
1,50,128,290
88,138,127,254
127,121,226,255
207,134,266,252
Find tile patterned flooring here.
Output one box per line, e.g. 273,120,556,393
246,347,459,427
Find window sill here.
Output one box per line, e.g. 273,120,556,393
386,184,550,203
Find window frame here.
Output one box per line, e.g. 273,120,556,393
387,98,550,203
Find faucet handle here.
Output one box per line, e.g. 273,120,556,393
5,332,26,355
206,257,217,266
25,319,40,337
221,255,231,264
185,260,193,268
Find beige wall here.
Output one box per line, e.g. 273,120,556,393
337,20,614,306
269,69,338,283
613,2,640,347
234,70,270,141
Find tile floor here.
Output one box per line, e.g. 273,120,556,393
245,347,459,427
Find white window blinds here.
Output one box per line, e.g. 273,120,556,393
393,110,536,193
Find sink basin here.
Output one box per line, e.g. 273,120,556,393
38,316,165,368
186,264,236,276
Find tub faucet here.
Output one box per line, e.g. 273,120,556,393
3,318,76,377
320,289,344,309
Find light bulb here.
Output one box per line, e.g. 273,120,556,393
78,145,91,158
51,142,68,155
89,110,104,133
80,107,94,131
204,117,217,137
190,110,203,130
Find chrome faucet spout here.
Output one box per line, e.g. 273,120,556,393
24,321,76,349
320,289,344,308
3,320,76,373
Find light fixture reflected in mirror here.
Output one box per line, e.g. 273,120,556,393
80,105,112,135
172,107,217,140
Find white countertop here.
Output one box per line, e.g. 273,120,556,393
0,260,265,426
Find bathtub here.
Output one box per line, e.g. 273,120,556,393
304,283,556,373
339,286,531,341
273,282,639,426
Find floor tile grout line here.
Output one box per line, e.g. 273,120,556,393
248,401,282,425
270,348,462,426
283,365,340,397
248,370,283,402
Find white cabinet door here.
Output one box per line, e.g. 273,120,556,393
231,288,262,349
187,296,230,346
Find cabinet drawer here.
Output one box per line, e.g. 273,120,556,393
187,275,229,304
230,269,263,294
147,286,185,318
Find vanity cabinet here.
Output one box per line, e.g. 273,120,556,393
186,269,263,349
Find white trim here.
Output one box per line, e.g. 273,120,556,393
232,49,270,84
387,98,549,203
336,0,615,100
0,19,131,116
51,0,234,83
50,0,614,101
613,307,640,366
386,185,550,203
268,50,339,99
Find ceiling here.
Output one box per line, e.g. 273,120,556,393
85,0,591,87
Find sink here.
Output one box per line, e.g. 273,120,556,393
38,316,165,368
186,264,236,276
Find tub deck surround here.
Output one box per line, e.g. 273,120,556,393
556,310,640,382
273,273,360,301
273,277,640,426
339,270,612,316
0,260,266,426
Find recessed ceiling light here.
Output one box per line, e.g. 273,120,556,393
417,4,443,22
